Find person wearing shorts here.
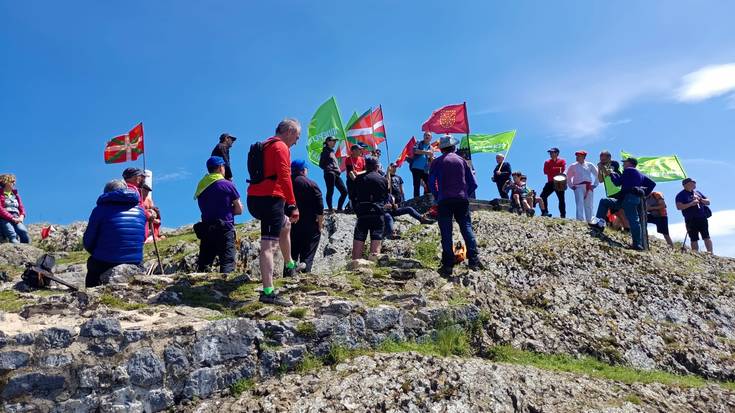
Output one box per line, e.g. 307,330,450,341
675,178,713,253
246,118,302,306
646,191,673,247
352,157,388,260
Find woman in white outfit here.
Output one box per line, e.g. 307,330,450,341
566,151,599,222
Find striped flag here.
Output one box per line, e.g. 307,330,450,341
346,108,385,150
104,123,144,164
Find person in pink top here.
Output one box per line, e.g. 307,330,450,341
539,147,567,218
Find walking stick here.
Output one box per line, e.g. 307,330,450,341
680,233,688,253
640,194,649,250
149,221,164,274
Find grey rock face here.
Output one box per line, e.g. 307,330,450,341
127,348,165,388
191,319,261,367
80,318,122,338
144,388,174,412
100,264,144,285
40,353,73,368
2,372,65,400
0,243,44,267
364,306,401,331
37,327,74,349
0,350,30,370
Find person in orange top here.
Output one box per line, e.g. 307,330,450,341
246,118,301,306
646,191,673,247
539,147,567,218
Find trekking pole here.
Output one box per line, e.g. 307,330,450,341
680,233,688,253
640,194,649,250
149,221,164,274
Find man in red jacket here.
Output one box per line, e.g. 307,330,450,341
247,118,301,306
539,147,567,218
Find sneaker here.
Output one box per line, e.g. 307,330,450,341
438,265,454,278
259,292,293,307
283,262,307,277
542,212,552,217
589,218,606,230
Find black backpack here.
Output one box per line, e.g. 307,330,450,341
246,139,278,184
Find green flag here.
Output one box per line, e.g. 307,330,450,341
307,97,345,166
460,130,516,154
345,111,359,131
620,151,687,182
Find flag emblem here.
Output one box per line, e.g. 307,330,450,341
439,110,457,128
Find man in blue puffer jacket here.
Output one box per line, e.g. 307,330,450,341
83,180,146,288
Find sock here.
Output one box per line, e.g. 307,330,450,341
286,260,296,270
263,287,274,295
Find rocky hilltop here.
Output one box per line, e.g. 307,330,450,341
1,207,735,412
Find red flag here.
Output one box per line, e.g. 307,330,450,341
395,136,416,168
40,226,52,240
421,103,469,134
346,109,386,149
335,142,347,172
104,123,145,164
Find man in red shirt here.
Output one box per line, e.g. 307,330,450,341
539,147,567,218
247,118,301,306
344,144,366,212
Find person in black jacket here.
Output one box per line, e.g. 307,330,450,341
319,136,347,212
290,160,324,272
491,153,512,199
211,133,237,180
352,157,388,261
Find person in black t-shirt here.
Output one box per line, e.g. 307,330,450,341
290,160,324,272
211,133,236,180
352,157,388,261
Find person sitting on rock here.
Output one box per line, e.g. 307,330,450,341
290,159,323,273
428,135,482,277
0,174,30,244
352,157,388,260
384,163,434,239
83,180,146,288
504,172,546,216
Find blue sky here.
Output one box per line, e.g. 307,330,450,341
2,1,735,256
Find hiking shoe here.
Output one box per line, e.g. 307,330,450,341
438,265,454,278
589,218,606,230
420,217,436,224
628,245,645,251
468,261,485,271
259,292,293,307
283,262,307,277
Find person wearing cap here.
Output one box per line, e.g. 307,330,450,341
566,150,599,222
83,180,146,287
597,151,622,198
428,135,482,277
410,131,434,199
319,136,348,212
140,183,163,242
195,156,243,275
123,167,151,239
491,153,512,200
246,118,300,306
540,147,567,218
592,157,655,251
290,159,323,272
345,144,366,212
0,174,30,244
211,133,237,180
675,178,713,253
352,156,388,260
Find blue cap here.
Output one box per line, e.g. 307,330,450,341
207,156,226,169
291,159,308,172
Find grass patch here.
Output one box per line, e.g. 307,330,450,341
99,293,148,311
623,394,642,405
346,273,364,290
55,250,89,265
378,325,470,357
230,378,255,397
297,354,323,373
236,301,264,316
0,290,28,312
414,239,440,268
486,345,735,389
288,307,307,319
265,314,285,321
30,289,65,297
295,321,317,338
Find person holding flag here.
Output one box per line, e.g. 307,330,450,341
410,132,433,198
491,154,512,199
319,136,347,212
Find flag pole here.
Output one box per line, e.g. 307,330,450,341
379,105,391,163
497,130,516,171
463,102,472,161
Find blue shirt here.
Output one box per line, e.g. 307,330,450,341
197,180,241,229
610,167,645,193
675,189,708,220
411,141,431,171
428,152,477,202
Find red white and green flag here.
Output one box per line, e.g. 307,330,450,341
104,123,144,164
371,105,387,142
346,108,386,150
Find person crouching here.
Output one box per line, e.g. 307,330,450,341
352,157,388,261
83,180,146,288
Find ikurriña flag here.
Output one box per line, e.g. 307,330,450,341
422,103,469,134
104,123,144,164
346,108,386,150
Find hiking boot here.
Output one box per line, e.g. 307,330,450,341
420,216,436,224
628,244,645,251
468,261,485,271
438,265,454,278
283,262,307,277
259,292,293,307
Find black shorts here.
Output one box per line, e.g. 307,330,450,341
247,196,286,240
354,215,385,242
646,215,669,235
685,217,710,241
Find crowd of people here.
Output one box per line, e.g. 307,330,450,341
0,118,717,305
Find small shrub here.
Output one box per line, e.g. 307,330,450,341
624,394,642,405
288,307,307,319
230,378,255,397
296,321,316,338
435,325,470,357
99,293,147,311
297,354,323,373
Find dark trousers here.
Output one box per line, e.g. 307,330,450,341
86,256,134,288
346,179,356,210
290,222,321,272
495,181,509,199
410,168,429,199
197,227,236,273
438,199,479,268
324,172,348,210
540,182,566,218
384,206,423,234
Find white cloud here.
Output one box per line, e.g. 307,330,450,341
660,209,735,258
676,63,735,102
156,169,192,183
